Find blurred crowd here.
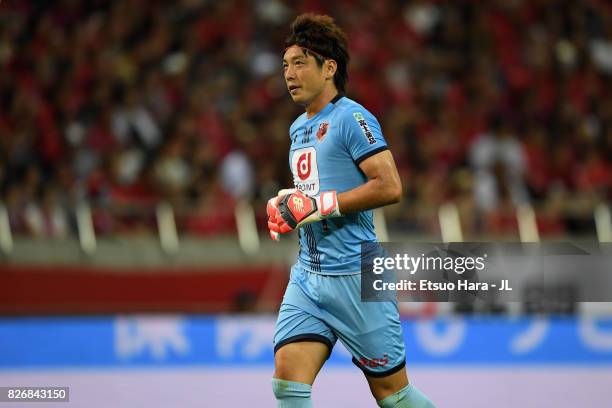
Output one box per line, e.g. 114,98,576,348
0,0,610,239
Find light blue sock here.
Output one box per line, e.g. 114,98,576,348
377,383,436,408
272,378,312,408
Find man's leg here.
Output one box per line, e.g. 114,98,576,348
272,266,336,407
319,273,435,407
272,341,329,408
366,367,435,408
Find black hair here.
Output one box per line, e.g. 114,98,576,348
284,13,350,93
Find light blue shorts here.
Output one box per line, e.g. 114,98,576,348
273,264,406,377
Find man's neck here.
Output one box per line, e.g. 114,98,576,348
305,86,338,118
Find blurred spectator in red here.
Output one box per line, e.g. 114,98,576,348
0,0,609,239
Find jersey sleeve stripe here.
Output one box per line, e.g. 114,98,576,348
354,146,389,166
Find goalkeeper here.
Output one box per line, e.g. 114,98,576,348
267,13,436,408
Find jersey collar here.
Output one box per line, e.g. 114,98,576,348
330,93,344,104
306,93,344,122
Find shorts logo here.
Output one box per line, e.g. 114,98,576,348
359,354,389,368
316,122,329,142
353,112,377,145
291,147,319,195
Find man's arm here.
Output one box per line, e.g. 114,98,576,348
267,149,402,238
337,149,402,214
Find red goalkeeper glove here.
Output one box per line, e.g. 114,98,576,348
266,189,341,240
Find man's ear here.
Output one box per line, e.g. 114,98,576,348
326,59,337,80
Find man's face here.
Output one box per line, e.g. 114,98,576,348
283,45,327,106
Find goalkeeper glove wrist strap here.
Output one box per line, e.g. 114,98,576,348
316,191,341,218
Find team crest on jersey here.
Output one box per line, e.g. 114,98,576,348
353,112,377,145
291,147,320,195
316,122,329,142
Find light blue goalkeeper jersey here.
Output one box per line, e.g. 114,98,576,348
288,95,388,275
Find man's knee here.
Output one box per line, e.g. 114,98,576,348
274,347,308,381
374,381,403,399
274,341,329,383
273,349,292,379
366,366,409,401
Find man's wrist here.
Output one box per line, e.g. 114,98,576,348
316,191,342,218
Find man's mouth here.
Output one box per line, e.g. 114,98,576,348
288,85,300,93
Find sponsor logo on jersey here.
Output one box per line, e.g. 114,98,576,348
302,126,313,144
291,147,320,195
353,112,377,145
316,122,329,142
297,152,312,180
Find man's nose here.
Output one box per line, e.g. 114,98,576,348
284,66,295,81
